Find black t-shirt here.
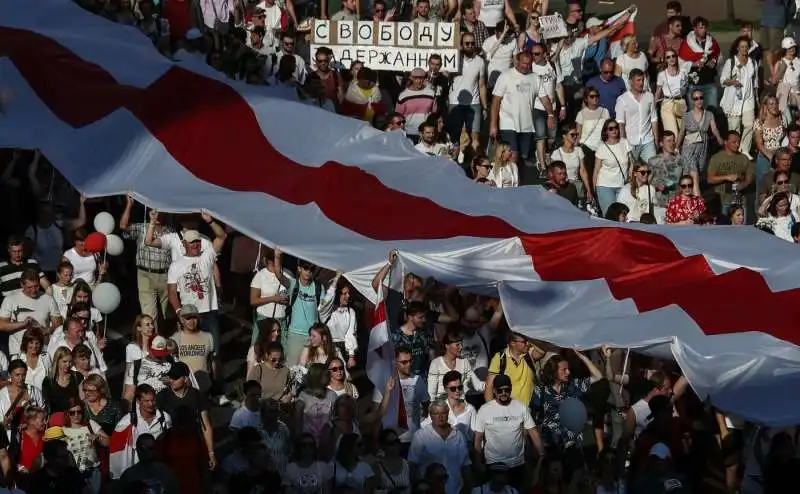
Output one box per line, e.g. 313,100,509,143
42,372,83,414
156,387,207,423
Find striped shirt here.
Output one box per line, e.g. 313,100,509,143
122,223,175,272
0,259,44,298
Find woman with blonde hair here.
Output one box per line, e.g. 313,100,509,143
518,10,544,52
655,49,688,136
615,35,648,91
754,94,786,192
488,142,519,188
42,346,83,414
299,323,338,367
122,314,155,404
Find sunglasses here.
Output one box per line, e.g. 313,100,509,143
777,180,789,185
284,41,295,46
601,70,613,74
316,58,330,63
463,42,475,46
679,183,693,189
447,385,464,392
532,51,544,56
329,366,343,372
665,55,676,60
496,387,512,393
637,170,651,175
68,409,82,416
477,163,493,168
692,96,704,101
607,126,619,130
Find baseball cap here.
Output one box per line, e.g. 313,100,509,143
183,230,201,243
649,442,671,460
44,426,66,442
167,361,190,380
180,304,199,317
410,67,427,78
150,335,171,359
493,374,512,389
586,17,603,29
782,37,797,50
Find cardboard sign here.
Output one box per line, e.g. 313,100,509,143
311,45,460,72
539,13,568,39
312,19,460,71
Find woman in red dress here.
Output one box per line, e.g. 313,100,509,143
665,174,706,224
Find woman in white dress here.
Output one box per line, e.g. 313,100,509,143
18,328,48,390
62,228,105,286
615,35,649,91
720,37,759,157
488,141,520,188
551,122,589,201
771,36,800,124
655,49,688,137
0,360,44,428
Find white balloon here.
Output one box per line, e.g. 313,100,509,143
559,397,588,434
93,212,115,235
93,282,121,314
105,234,124,256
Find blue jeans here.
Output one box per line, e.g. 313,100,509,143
631,141,657,163
596,186,621,216
199,310,220,354
689,83,720,110
499,130,534,160
756,153,772,194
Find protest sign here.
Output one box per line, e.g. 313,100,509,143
311,20,460,71
539,13,568,39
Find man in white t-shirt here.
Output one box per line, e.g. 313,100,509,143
167,214,227,357
250,247,291,333
615,69,659,163
490,51,554,168
446,32,487,159
0,268,61,356
473,374,544,491
482,21,518,89
460,303,503,408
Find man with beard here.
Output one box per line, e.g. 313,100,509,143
545,161,578,205
490,51,554,173
446,32,487,161
473,374,544,491
415,121,450,157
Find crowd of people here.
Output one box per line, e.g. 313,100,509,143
1,0,800,493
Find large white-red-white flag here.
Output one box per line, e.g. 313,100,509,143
367,284,408,432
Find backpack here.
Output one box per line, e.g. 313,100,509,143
286,280,323,325
497,351,535,376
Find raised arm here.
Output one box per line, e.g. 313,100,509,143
371,250,397,294
201,212,227,252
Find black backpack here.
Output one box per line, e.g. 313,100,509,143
497,350,535,376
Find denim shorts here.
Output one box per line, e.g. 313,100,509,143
533,109,556,141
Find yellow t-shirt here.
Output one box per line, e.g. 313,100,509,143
488,350,535,406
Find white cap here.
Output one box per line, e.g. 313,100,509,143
586,17,603,29
782,37,797,50
649,442,671,460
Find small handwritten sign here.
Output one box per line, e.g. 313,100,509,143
539,13,568,40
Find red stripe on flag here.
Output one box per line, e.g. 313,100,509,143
4,27,800,347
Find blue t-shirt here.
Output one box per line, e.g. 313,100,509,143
288,281,319,335
586,74,627,118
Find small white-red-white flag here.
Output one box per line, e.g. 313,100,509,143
366,284,408,431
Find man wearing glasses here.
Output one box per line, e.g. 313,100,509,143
446,33,487,160
272,32,308,84
586,58,626,118
473,374,545,491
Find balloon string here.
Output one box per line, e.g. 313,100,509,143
620,348,630,396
